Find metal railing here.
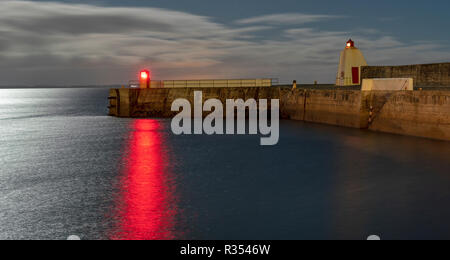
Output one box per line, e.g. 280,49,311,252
128,78,278,88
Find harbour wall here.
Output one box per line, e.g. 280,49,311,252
108,88,450,141
361,63,450,87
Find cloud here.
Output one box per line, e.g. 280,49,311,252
235,13,341,25
0,1,237,84
0,1,449,86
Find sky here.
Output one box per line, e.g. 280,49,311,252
0,0,449,86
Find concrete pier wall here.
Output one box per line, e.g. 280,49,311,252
361,63,450,87
110,87,276,118
108,87,450,141
363,91,450,140
279,89,366,128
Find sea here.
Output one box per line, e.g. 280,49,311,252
0,88,450,240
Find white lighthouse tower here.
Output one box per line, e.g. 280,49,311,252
336,39,368,86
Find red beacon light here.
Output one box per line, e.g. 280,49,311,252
139,70,151,88
140,71,149,80
346,39,355,48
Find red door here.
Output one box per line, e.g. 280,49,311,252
352,67,360,84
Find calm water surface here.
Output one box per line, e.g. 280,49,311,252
0,88,449,240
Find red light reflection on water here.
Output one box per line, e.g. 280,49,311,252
111,119,179,240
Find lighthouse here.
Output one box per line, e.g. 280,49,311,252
336,39,368,86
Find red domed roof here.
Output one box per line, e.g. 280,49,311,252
346,39,355,48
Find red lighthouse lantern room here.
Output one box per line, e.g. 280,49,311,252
140,70,151,88
346,39,355,48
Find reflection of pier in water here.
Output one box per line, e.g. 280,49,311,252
111,119,180,240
